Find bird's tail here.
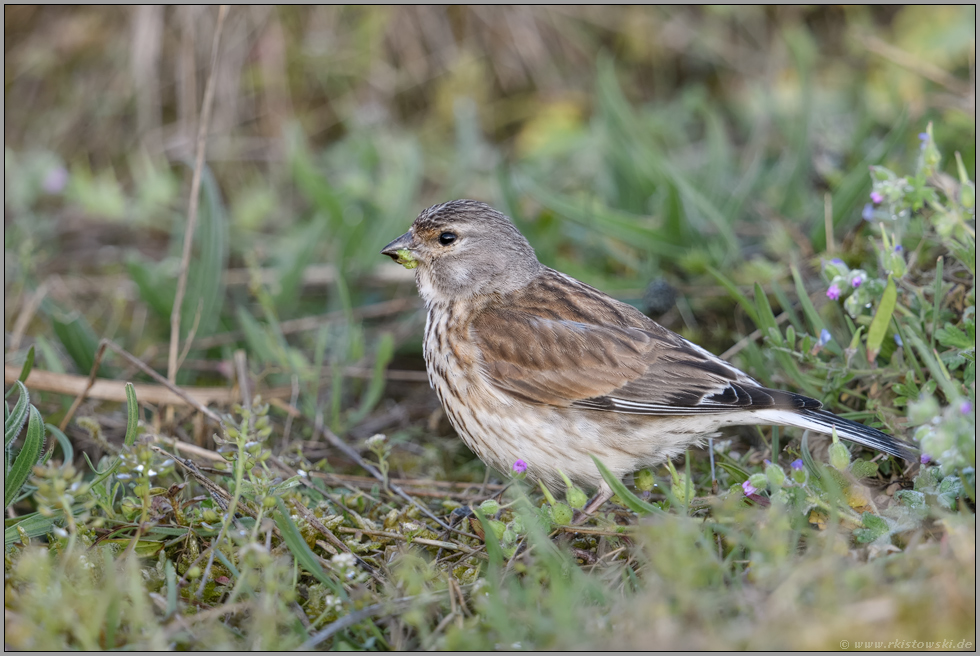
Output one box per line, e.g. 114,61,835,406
795,408,918,461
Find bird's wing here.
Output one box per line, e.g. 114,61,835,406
472,272,818,415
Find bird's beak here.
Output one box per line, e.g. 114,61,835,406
381,232,420,269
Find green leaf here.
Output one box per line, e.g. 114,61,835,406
5,510,61,546
473,507,504,571
44,423,74,467
707,266,759,327
753,283,781,338
350,332,395,424
791,264,828,337
907,330,961,401
931,256,944,349
591,456,665,516
181,164,229,340
717,461,750,484
273,498,346,597
47,304,100,374
123,383,140,447
935,323,974,350
5,406,46,509
126,255,176,320
866,275,897,362
848,459,879,480
5,381,30,450
90,384,140,488
18,345,35,383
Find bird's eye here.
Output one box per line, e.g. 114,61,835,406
438,232,457,245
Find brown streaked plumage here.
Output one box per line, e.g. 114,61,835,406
381,199,917,514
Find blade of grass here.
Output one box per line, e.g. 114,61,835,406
931,256,944,349
707,266,759,327
274,498,346,597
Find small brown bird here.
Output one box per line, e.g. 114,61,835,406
382,200,917,514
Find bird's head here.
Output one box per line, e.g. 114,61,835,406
381,200,541,304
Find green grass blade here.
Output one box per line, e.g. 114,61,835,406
791,264,827,335
273,498,346,597
931,256,944,349
706,266,759,327
753,283,780,337
351,332,395,423
907,330,962,401
591,455,665,516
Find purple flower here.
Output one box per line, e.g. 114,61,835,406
791,459,804,471
512,459,527,474
918,132,929,142
42,166,69,194
826,284,841,301
818,329,833,347
870,191,884,204
831,258,845,265
763,459,771,467
741,480,759,496
862,203,875,221
920,453,931,465
851,276,863,288
894,245,903,252
961,401,973,416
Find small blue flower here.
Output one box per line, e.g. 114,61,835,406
831,258,845,265
918,132,929,142
894,245,903,252
791,459,804,471
862,203,875,221
763,459,771,467
818,328,832,347
894,334,903,347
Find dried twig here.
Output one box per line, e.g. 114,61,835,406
720,311,790,361
59,340,111,430
167,5,229,392
9,280,49,352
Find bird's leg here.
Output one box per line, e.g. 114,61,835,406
572,483,614,525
